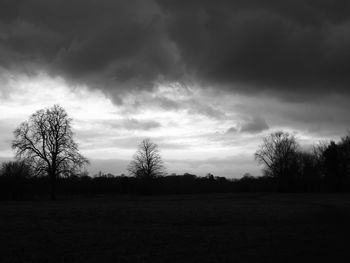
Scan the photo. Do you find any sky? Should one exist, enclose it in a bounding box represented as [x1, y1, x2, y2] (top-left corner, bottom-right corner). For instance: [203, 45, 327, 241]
[1, 0, 350, 178]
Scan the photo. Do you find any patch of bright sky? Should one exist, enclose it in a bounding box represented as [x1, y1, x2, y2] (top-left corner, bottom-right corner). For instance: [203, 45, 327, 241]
[0, 73, 233, 153]
[0, 72, 116, 156]
[0, 72, 116, 120]
[0, 72, 336, 176]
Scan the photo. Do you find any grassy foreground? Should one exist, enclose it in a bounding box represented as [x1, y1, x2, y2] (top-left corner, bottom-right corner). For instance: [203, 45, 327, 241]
[1, 193, 350, 262]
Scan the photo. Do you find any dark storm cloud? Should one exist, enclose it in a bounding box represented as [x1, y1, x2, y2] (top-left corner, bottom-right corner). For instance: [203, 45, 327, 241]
[157, 0, 350, 97]
[1, 0, 350, 98]
[0, 0, 183, 92]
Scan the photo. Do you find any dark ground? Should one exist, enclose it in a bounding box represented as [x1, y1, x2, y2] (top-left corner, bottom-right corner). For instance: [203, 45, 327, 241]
[1, 193, 350, 263]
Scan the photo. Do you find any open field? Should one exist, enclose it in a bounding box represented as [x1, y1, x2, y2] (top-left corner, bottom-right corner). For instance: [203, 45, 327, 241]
[1, 193, 350, 262]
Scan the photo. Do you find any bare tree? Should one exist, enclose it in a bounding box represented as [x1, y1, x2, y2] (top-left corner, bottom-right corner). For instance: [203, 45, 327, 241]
[255, 131, 299, 187]
[128, 138, 165, 179]
[12, 104, 89, 200]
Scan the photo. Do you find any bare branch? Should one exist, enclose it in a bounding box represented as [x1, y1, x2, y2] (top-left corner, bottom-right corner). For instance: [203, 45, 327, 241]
[128, 138, 166, 179]
[11, 104, 89, 200]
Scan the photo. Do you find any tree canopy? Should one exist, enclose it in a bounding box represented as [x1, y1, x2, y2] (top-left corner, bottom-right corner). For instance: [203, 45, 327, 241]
[255, 131, 299, 189]
[128, 138, 165, 180]
[12, 104, 88, 199]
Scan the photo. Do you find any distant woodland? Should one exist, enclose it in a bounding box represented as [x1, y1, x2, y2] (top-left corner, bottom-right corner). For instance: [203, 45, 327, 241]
[1, 105, 350, 200]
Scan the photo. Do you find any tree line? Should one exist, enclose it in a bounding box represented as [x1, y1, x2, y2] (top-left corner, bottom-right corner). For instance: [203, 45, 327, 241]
[1, 104, 350, 200]
[255, 131, 350, 192]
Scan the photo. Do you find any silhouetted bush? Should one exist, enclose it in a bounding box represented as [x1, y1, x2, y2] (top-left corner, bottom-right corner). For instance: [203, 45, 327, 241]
[0, 160, 32, 199]
[0, 169, 277, 200]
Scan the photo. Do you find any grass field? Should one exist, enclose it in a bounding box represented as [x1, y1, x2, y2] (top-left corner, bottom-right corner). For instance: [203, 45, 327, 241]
[1, 193, 350, 262]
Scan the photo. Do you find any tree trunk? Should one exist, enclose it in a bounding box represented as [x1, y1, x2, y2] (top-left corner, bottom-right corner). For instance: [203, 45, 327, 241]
[50, 171, 56, 201]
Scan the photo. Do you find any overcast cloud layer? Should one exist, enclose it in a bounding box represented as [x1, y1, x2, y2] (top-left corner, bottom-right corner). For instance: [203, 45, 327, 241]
[1, 0, 350, 100]
[1, 0, 350, 177]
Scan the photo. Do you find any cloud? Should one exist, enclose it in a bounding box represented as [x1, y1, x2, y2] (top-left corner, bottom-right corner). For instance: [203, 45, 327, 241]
[0, 0, 350, 101]
[226, 116, 269, 134]
[118, 85, 227, 119]
[240, 116, 269, 134]
[120, 118, 161, 131]
[0, 0, 183, 96]
[0, 119, 19, 156]
[1, 0, 350, 173]
[157, 0, 350, 98]
[227, 127, 238, 133]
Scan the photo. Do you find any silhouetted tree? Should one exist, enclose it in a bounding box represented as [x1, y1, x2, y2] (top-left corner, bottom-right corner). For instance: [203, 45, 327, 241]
[338, 133, 350, 185]
[296, 151, 322, 191]
[255, 131, 299, 191]
[1, 160, 32, 178]
[12, 104, 89, 200]
[321, 134, 350, 191]
[206, 173, 214, 180]
[128, 138, 166, 180]
[322, 141, 339, 190]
